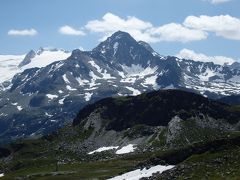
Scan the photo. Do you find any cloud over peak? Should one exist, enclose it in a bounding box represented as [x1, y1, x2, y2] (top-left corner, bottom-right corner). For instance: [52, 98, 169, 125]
[184, 15, 240, 40]
[8, 29, 38, 36]
[59, 25, 85, 36]
[177, 48, 235, 65]
[84, 13, 207, 43]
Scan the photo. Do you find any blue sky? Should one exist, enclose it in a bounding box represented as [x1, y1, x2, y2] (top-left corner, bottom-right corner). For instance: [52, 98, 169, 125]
[0, 0, 239, 64]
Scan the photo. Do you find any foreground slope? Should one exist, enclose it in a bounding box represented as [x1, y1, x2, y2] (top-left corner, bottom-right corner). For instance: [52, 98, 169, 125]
[0, 89, 240, 179]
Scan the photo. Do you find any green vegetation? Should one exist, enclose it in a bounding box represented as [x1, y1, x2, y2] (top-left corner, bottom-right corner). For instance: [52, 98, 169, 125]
[0, 133, 239, 179]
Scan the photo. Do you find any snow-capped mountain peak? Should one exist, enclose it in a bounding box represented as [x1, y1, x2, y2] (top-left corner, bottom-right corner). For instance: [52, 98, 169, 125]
[18, 47, 71, 70]
[0, 47, 71, 85]
[1, 31, 240, 144]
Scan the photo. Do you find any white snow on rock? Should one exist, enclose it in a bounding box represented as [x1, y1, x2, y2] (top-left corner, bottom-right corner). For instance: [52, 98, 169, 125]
[119, 64, 158, 87]
[89, 60, 102, 73]
[89, 71, 101, 88]
[22, 49, 70, 70]
[88, 146, 119, 155]
[198, 67, 216, 81]
[0, 173, 4, 177]
[108, 165, 174, 180]
[102, 69, 116, 79]
[143, 74, 159, 89]
[17, 106, 23, 111]
[45, 112, 53, 117]
[84, 92, 93, 101]
[122, 64, 158, 77]
[113, 42, 119, 56]
[126, 87, 141, 96]
[0, 49, 70, 85]
[76, 77, 89, 86]
[163, 84, 175, 90]
[46, 94, 58, 100]
[62, 74, 71, 84]
[66, 85, 77, 91]
[58, 98, 65, 105]
[88, 61, 115, 80]
[59, 94, 69, 104]
[116, 144, 136, 154]
[0, 54, 25, 83]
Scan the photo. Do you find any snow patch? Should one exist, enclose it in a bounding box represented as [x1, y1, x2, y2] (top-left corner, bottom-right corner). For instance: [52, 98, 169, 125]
[116, 144, 136, 154]
[113, 42, 119, 56]
[108, 165, 174, 180]
[46, 94, 58, 99]
[126, 87, 141, 96]
[22, 49, 70, 70]
[88, 146, 119, 155]
[89, 60, 102, 73]
[17, 106, 23, 111]
[62, 74, 71, 84]
[66, 85, 77, 91]
[84, 92, 93, 101]
[76, 77, 89, 86]
[45, 112, 53, 117]
[198, 67, 216, 81]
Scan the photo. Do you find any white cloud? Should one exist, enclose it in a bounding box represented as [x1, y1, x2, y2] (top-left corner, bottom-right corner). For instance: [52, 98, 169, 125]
[148, 23, 207, 42]
[8, 29, 38, 36]
[204, 0, 232, 5]
[177, 48, 235, 65]
[59, 25, 85, 36]
[84, 13, 207, 43]
[184, 15, 240, 40]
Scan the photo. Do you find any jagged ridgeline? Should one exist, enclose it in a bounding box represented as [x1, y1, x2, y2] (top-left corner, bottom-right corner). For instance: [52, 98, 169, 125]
[1, 31, 240, 145]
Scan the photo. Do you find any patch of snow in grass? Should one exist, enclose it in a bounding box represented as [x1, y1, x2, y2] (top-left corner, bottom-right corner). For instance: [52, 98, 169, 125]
[88, 146, 119, 155]
[108, 165, 174, 180]
[116, 144, 136, 154]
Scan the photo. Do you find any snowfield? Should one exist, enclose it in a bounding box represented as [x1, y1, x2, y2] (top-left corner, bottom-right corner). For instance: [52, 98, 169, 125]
[108, 165, 174, 180]
[87, 144, 137, 155]
[0, 54, 25, 83]
[0, 48, 70, 85]
[88, 146, 119, 154]
[116, 144, 136, 154]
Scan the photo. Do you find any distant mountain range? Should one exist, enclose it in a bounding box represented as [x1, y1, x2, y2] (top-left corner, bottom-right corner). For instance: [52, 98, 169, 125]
[0, 31, 240, 144]
[0, 47, 70, 86]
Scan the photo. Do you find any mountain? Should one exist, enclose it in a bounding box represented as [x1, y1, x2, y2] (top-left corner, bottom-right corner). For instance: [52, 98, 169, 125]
[229, 61, 240, 70]
[1, 31, 240, 144]
[0, 89, 239, 179]
[0, 54, 25, 86]
[218, 95, 240, 105]
[0, 48, 70, 88]
[71, 89, 240, 149]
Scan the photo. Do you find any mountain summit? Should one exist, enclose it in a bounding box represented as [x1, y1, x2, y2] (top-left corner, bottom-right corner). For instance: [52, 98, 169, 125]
[1, 31, 240, 144]
[92, 31, 158, 67]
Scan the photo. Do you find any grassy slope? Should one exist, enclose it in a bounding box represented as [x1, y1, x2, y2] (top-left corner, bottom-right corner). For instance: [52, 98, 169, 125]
[1, 133, 239, 179]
